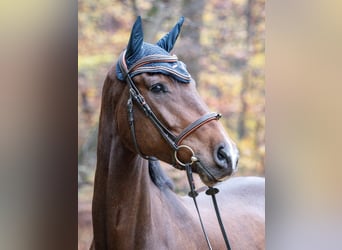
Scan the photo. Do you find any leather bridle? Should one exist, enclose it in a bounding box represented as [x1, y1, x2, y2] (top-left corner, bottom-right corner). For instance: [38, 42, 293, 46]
[118, 50, 232, 250]
[118, 50, 221, 161]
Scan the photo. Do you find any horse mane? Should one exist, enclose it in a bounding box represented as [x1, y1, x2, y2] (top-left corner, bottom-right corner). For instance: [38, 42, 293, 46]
[148, 159, 175, 191]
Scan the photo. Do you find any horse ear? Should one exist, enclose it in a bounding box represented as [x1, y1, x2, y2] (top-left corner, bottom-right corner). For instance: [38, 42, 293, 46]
[125, 16, 144, 62]
[156, 17, 185, 52]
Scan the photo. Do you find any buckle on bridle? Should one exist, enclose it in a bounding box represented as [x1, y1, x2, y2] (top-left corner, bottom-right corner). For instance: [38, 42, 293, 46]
[174, 145, 198, 167]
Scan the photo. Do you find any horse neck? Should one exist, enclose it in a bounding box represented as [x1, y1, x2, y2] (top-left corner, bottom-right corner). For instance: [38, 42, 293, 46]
[96, 74, 153, 203]
[106, 138, 152, 207]
[93, 75, 202, 249]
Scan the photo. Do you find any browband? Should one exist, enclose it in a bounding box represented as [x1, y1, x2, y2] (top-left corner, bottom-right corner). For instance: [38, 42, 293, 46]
[119, 50, 191, 83]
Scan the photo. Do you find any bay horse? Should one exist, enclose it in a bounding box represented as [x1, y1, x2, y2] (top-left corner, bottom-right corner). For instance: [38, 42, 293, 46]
[91, 16, 265, 250]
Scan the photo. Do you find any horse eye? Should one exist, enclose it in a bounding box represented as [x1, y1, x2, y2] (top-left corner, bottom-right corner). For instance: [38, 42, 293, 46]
[150, 83, 167, 93]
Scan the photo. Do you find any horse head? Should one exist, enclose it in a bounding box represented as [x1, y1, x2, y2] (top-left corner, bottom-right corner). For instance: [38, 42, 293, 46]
[113, 16, 239, 186]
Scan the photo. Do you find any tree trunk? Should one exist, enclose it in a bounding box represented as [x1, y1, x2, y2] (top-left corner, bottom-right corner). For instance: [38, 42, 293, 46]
[237, 0, 253, 139]
[177, 0, 205, 83]
[238, 71, 249, 139]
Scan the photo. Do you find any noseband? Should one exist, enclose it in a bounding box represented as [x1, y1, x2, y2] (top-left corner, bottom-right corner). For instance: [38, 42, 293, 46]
[118, 50, 231, 250]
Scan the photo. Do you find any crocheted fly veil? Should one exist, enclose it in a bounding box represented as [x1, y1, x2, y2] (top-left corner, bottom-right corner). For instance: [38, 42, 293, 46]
[116, 16, 191, 83]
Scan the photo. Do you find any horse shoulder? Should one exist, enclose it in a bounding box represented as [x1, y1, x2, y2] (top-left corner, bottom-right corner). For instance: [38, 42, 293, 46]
[219, 176, 265, 201]
[191, 177, 265, 249]
[219, 177, 265, 249]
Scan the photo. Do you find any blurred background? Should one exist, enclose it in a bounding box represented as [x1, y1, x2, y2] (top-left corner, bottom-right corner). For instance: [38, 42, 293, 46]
[78, 0, 264, 248]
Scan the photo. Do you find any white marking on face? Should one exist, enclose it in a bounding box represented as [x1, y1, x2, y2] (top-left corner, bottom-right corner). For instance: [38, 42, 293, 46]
[221, 125, 239, 172]
[228, 142, 239, 172]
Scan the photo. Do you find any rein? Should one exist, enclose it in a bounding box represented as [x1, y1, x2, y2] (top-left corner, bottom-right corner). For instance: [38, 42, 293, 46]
[118, 50, 231, 250]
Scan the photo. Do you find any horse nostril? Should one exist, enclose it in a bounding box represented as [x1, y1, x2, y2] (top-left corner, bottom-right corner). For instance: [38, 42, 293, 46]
[214, 144, 232, 169]
[217, 147, 226, 161]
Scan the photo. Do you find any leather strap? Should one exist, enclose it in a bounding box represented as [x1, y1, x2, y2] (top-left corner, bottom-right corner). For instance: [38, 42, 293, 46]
[184, 163, 213, 250]
[175, 112, 222, 146]
[206, 187, 231, 250]
[128, 54, 178, 73]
